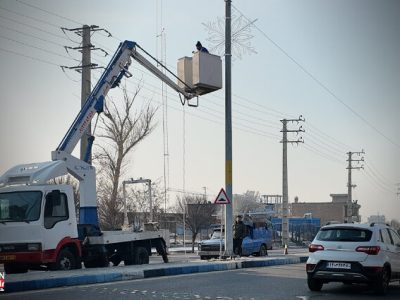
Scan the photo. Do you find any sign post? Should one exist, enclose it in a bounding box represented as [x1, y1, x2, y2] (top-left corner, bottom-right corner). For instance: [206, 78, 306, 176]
[214, 188, 231, 258]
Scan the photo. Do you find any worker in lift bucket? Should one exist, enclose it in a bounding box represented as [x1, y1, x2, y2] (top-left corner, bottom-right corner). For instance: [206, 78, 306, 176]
[195, 41, 209, 53]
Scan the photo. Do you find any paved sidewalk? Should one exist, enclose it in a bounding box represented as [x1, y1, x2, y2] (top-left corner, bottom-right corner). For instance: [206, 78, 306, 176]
[3, 253, 308, 293]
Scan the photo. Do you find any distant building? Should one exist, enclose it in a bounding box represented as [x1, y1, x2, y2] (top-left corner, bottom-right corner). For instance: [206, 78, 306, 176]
[367, 215, 386, 224]
[291, 194, 361, 226]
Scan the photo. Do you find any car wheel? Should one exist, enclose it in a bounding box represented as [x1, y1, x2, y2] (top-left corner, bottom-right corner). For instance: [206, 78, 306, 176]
[307, 277, 323, 291]
[374, 266, 390, 295]
[258, 244, 268, 256]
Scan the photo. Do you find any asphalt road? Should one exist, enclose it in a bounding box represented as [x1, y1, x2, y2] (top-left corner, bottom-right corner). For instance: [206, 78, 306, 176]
[3, 263, 400, 300]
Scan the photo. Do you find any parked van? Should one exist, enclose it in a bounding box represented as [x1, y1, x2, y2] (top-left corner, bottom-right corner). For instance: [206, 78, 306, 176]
[198, 219, 273, 259]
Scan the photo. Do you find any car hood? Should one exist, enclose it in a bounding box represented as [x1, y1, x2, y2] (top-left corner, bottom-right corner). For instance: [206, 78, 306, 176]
[200, 239, 224, 246]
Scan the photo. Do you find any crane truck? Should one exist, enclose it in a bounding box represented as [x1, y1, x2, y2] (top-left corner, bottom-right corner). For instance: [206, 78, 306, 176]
[0, 40, 222, 274]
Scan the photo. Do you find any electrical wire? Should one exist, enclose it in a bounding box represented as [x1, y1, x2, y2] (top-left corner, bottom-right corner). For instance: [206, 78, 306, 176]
[363, 168, 396, 195]
[232, 4, 400, 150]
[0, 46, 61, 66]
[0, 5, 61, 29]
[0, 14, 71, 41]
[15, 0, 82, 26]
[0, 23, 67, 48]
[0, 34, 79, 62]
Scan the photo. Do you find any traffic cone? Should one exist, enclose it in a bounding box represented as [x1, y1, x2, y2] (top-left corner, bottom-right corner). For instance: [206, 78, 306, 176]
[284, 244, 288, 255]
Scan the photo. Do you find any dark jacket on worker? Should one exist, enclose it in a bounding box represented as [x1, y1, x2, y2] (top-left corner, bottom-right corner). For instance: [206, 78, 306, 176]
[232, 220, 246, 239]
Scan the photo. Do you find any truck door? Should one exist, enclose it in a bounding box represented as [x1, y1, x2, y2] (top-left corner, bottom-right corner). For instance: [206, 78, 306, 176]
[43, 190, 75, 250]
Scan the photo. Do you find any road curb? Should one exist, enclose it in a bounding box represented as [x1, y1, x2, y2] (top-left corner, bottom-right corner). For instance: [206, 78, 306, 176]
[4, 256, 308, 293]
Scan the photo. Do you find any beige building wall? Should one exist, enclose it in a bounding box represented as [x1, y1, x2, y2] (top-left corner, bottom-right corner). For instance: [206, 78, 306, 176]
[291, 202, 346, 226]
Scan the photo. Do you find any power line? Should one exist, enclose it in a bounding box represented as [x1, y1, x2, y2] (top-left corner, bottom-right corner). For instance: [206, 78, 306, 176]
[363, 168, 396, 195]
[0, 23, 66, 48]
[0, 14, 73, 42]
[0, 34, 79, 61]
[302, 143, 343, 165]
[15, 0, 82, 26]
[0, 5, 61, 28]
[232, 4, 400, 150]
[0, 46, 61, 67]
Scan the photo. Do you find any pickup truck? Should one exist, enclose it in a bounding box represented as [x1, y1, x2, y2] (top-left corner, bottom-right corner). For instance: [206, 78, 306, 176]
[198, 221, 273, 259]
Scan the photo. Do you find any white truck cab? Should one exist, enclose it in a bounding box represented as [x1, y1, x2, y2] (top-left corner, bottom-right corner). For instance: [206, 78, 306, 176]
[0, 162, 81, 273]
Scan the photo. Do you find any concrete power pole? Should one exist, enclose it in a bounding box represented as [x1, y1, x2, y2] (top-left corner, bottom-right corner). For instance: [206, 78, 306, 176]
[61, 25, 110, 163]
[80, 25, 92, 163]
[280, 116, 305, 247]
[346, 150, 364, 222]
[224, 0, 233, 256]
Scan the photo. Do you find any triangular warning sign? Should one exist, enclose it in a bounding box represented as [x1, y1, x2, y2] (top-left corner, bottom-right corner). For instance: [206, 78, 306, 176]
[214, 188, 231, 204]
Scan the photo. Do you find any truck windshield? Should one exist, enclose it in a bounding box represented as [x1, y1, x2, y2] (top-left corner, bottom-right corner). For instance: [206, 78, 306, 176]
[0, 191, 42, 222]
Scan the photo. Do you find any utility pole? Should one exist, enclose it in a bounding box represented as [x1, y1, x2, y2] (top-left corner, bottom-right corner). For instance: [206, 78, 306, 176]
[203, 186, 207, 201]
[280, 116, 305, 247]
[61, 25, 110, 164]
[346, 150, 364, 222]
[122, 178, 153, 230]
[224, 0, 233, 256]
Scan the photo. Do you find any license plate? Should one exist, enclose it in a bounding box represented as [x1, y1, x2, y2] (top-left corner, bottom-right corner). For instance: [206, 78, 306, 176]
[0, 255, 16, 261]
[327, 262, 351, 269]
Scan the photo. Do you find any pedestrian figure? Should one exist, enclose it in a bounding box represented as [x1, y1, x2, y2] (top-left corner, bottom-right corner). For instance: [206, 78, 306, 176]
[232, 215, 246, 256]
[195, 41, 209, 53]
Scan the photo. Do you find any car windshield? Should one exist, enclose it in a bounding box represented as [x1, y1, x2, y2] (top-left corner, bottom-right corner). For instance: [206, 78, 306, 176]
[316, 227, 372, 242]
[211, 230, 224, 239]
[0, 191, 42, 222]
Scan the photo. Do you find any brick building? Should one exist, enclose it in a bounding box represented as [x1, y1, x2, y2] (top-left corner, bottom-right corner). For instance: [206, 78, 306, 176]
[291, 194, 361, 226]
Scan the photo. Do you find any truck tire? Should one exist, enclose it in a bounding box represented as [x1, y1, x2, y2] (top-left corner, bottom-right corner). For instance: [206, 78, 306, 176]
[134, 247, 149, 265]
[4, 263, 28, 274]
[52, 248, 76, 271]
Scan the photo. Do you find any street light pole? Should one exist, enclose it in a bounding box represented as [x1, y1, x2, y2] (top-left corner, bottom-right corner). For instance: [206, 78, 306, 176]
[224, 0, 233, 256]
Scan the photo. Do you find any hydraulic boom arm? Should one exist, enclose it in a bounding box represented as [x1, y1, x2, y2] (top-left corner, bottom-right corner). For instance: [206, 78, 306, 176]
[57, 40, 194, 155]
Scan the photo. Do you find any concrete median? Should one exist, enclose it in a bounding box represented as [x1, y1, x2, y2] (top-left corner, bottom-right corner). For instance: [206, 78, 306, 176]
[4, 255, 308, 293]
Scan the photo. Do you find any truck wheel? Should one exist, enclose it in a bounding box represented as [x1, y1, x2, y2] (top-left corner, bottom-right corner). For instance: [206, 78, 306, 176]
[53, 248, 76, 271]
[134, 247, 149, 265]
[257, 244, 268, 257]
[4, 263, 28, 274]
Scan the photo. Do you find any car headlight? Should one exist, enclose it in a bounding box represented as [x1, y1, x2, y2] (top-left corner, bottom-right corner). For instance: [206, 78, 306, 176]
[27, 243, 41, 251]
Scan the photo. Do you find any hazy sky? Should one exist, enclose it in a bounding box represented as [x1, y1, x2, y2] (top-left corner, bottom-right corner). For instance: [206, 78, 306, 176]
[0, 0, 399, 221]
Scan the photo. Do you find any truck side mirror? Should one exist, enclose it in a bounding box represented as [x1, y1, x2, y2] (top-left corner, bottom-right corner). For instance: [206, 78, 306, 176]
[46, 190, 61, 206]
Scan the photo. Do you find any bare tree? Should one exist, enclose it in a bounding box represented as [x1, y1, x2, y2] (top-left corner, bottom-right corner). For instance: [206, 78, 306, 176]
[95, 84, 157, 230]
[176, 195, 216, 253]
[233, 190, 264, 216]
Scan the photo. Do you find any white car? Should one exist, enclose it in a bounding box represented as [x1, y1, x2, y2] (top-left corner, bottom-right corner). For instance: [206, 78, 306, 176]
[306, 222, 400, 294]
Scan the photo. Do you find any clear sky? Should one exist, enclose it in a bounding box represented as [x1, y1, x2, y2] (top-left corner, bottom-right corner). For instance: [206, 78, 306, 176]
[0, 0, 399, 221]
